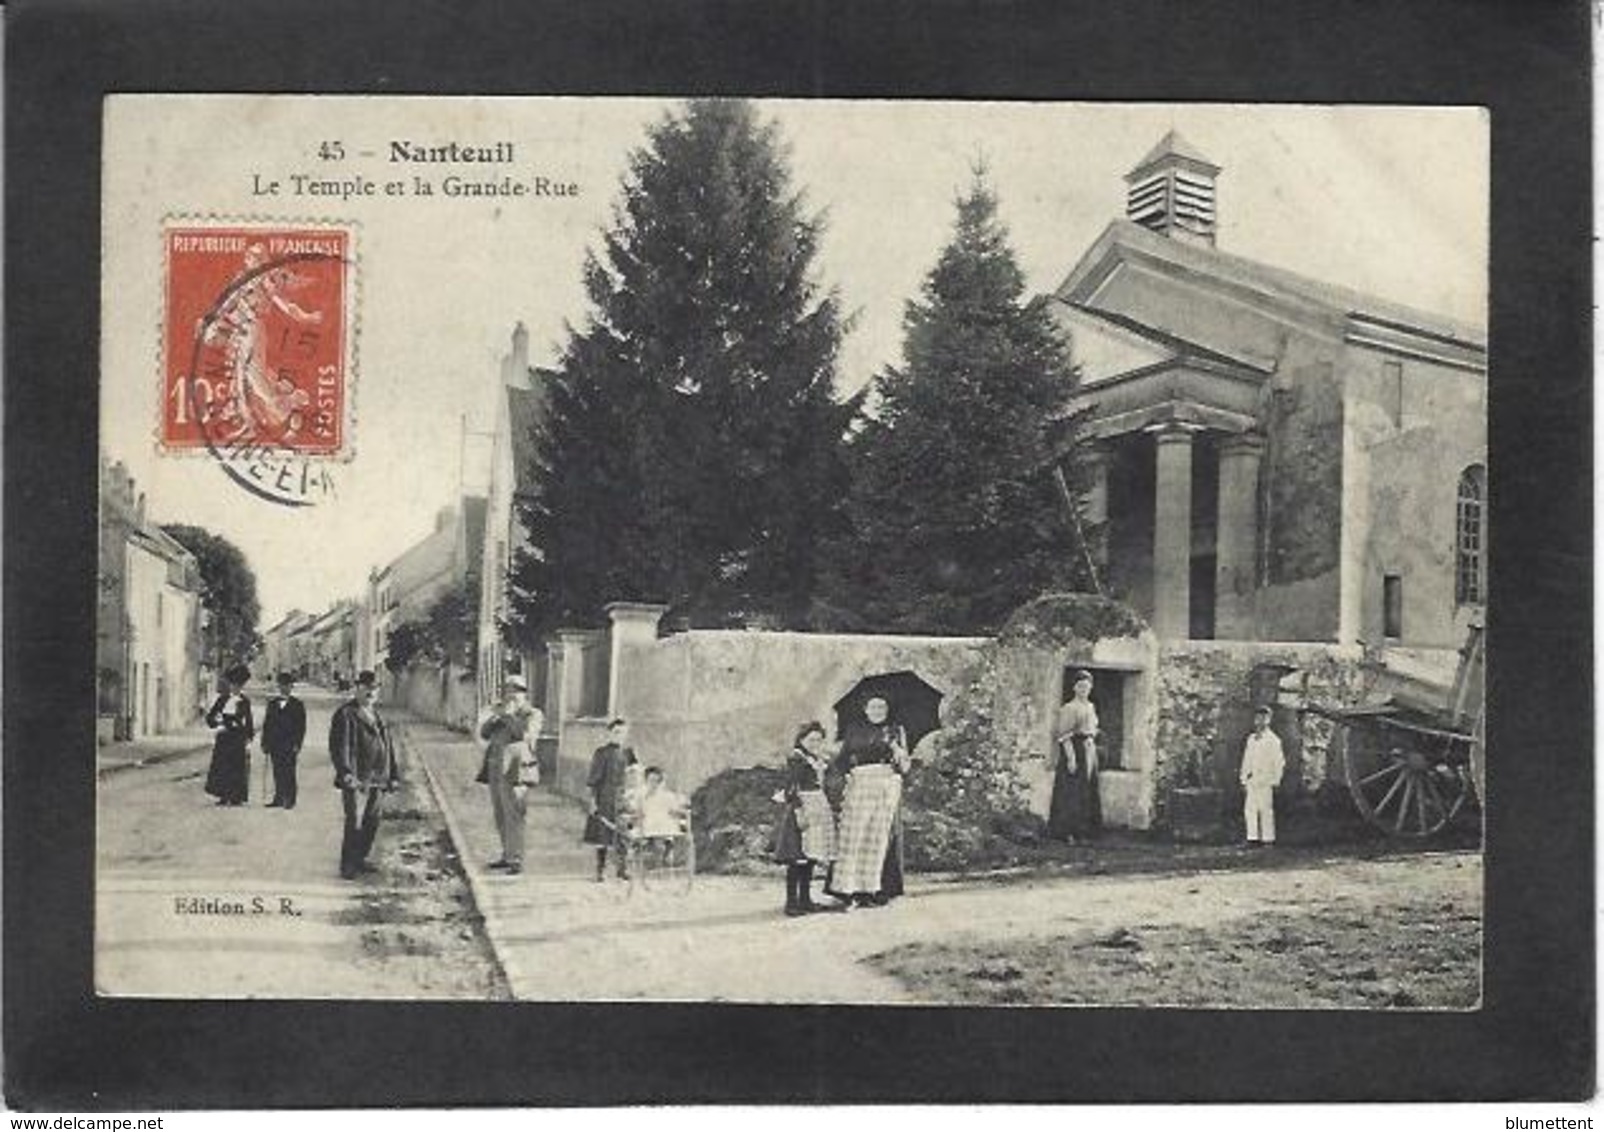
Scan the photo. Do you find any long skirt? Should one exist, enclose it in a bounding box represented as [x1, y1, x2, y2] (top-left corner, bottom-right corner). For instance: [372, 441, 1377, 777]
[1047, 734, 1100, 839]
[827, 764, 902, 896]
[775, 790, 838, 864]
[204, 736, 249, 804]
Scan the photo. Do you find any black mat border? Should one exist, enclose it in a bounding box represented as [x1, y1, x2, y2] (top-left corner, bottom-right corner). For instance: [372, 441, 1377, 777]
[5, 0, 1592, 1109]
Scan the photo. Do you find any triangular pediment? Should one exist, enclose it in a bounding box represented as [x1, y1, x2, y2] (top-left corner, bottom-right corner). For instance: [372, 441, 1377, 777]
[1048, 300, 1176, 385]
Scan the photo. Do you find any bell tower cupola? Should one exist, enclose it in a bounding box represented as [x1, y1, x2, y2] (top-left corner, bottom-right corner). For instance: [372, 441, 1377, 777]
[1124, 130, 1220, 247]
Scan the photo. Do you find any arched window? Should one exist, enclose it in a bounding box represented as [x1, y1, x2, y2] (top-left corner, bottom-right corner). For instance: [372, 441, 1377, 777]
[1455, 464, 1486, 606]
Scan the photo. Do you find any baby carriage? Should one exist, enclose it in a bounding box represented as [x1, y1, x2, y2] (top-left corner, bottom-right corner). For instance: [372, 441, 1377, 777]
[596, 802, 696, 895]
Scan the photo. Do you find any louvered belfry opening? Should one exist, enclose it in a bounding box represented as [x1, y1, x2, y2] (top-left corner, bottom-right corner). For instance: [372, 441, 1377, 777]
[1124, 129, 1220, 247]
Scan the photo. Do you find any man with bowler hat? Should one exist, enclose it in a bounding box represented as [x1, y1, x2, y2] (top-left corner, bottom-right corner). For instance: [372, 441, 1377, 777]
[328, 670, 398, 879]
[261, 671, 307, 809]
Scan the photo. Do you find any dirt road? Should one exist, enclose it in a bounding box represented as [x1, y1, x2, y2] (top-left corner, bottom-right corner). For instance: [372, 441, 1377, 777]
[408, 717, 1481, 1006]
[96, 687, 507, 1000]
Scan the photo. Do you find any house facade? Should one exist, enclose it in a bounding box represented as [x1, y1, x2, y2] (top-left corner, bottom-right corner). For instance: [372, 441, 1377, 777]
[259, 609, 313, 679]
[1054, 132, 1487, 649]
[365, 494, 487, 726]
[475, 322, 552, 708]
[98, 457, 206, 740]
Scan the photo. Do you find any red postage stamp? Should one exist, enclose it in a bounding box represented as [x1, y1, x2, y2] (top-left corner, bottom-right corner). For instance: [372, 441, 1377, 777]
[162, 225, 353, 459]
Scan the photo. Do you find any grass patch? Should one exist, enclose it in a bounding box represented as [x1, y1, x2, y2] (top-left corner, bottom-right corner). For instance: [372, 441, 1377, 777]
[868, 890, 1480, 1009]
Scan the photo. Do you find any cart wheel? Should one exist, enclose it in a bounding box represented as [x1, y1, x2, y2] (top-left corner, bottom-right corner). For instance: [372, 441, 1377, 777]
[1340, 720, 1471, 839]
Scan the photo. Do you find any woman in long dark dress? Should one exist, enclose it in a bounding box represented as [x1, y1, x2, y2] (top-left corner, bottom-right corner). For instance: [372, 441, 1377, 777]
[1048, 669, 1101, 840]
[204, 664, 255, 806]
[825, 696, 910, 909]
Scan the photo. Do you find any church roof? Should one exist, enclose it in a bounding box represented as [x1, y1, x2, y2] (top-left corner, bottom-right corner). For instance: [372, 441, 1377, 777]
[1060, 219, 1487, 352]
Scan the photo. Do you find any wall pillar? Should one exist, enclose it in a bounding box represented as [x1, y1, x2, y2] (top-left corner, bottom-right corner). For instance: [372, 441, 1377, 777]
[543, 638, 567, 730]
[605, 602, 670, 718]
[1215, 432, 1265, 640]
[555, 629, 592, 721]
[1151, 425, 1196, 639]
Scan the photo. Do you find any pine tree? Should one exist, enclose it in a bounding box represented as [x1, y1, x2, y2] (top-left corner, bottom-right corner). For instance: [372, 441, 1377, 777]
[833, 167, 1093, 634]
[507, 100, 855, 643]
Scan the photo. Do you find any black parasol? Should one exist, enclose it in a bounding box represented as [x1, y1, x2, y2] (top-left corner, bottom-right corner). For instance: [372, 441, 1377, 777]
[832, 669, 945, 750]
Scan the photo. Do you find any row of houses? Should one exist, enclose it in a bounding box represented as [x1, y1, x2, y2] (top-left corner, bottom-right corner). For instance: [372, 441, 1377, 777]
[257, 493, 488, 730]
[96, 458, 207, 742]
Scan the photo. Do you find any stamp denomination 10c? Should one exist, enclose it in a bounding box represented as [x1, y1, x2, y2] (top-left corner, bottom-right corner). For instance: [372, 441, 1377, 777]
[162, 224, 355, 505]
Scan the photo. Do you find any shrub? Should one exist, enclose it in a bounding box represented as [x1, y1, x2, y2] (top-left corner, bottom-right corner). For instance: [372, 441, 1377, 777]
[691, 765, 789, 875]
[997, 591, 1148, 649]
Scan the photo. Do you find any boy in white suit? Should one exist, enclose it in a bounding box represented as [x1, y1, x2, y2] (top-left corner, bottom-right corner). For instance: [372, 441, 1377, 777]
[1239, 704, 1286, 846]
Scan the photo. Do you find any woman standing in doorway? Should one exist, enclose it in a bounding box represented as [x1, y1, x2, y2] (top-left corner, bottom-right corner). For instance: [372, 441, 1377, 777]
[204, 663, 255, 807]
[1049, 670, 1101, 841]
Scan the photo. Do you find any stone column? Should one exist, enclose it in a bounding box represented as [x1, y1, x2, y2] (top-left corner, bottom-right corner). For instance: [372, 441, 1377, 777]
[1151, 425, 1195, 639]
[604, 602, 670, 719]
[1215, 432, 1265, 640]
[555, 629, 593, 720]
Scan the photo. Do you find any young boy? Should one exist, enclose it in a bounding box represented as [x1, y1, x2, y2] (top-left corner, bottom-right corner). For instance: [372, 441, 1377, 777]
[636, 766, 689, 870]
[584, 718, 638, 881]
[1239, 704, 1286, 847]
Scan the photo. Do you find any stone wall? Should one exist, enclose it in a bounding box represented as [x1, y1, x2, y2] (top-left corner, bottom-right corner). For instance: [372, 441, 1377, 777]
[546, 598, 1375, 841]
[1259, 346, 1347, 641]
[1343, 341, 1487, 649]
[389, 660, 478, 734]
[1150, 640, 1368, 829]
[555, 625, 987, 798]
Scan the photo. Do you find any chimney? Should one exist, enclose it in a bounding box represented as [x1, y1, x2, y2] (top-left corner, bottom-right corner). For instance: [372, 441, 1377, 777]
[512, 321, 529, 373]
[500, 320, 533, 389]
[1125, 130, 1220, 247]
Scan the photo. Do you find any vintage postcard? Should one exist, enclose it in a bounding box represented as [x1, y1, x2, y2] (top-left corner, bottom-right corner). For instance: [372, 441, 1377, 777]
[96, 96, 1487, 1006]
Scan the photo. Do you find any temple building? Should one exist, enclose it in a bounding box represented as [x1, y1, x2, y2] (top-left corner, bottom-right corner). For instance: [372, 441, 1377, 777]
[1051, 131, 1487, 648]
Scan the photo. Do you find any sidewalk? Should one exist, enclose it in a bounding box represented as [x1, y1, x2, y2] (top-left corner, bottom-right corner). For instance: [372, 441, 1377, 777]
[401, 717, 915, 1002]
[97, 719, 214, 776]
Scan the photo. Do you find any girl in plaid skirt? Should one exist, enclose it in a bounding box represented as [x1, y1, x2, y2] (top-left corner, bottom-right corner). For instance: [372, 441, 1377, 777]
[773, 722, 839, 916]
[825, 697, 910, 910]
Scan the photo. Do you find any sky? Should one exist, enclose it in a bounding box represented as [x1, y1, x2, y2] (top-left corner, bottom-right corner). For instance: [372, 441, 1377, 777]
[101, 97, 1487, 626]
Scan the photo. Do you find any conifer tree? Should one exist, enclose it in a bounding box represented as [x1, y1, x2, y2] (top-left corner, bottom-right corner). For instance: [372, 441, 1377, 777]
[507, 100, 855, 644]
[833, 167, 1093, 633]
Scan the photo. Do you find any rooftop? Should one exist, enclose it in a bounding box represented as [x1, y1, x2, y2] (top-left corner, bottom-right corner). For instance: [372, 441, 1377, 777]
[1062, 218, 1486, 351]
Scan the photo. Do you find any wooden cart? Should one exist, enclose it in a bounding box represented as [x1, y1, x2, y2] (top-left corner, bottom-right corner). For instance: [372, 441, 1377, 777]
[1304, 624, 1484, 839]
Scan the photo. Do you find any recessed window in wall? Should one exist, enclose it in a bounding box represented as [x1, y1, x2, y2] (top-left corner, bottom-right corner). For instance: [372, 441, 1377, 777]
[1455, 464, 1486, 606]
[1382, 359, 1404, 427]
[1383, 574, 1404, 639]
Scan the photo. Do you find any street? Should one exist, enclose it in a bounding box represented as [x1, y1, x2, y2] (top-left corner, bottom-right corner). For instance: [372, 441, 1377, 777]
[409, 719, 1482, 1006]
[94, 691, 1481, 1006]
[95, 686, 508, 1000]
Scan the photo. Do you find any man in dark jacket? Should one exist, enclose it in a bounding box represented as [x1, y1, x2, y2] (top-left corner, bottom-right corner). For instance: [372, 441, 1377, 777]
[261, 671, 307, 809]
[328, 670, 398, 880]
